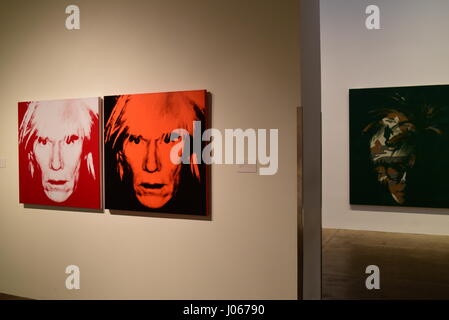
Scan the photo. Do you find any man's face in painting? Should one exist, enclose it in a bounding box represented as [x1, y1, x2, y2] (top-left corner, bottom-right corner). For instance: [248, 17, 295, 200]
[121, 95, 189, 209]
[32, 102, 85, 203]
[370, 111, 416, 204]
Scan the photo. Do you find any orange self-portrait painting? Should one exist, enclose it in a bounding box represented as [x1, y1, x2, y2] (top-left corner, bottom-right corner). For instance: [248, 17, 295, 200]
[104, 90, 209, 216]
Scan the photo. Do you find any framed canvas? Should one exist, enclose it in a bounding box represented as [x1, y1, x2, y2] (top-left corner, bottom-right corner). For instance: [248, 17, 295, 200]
[350, 84, 449, 208]
[18, 97, 102, 210]
[104, 90, 209, 216]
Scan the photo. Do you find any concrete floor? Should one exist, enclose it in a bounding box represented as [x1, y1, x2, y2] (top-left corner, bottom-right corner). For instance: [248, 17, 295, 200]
[322, 228, 449, 299]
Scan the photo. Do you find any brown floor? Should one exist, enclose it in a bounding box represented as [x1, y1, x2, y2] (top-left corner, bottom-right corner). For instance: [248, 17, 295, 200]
[322, 228, 449, 300]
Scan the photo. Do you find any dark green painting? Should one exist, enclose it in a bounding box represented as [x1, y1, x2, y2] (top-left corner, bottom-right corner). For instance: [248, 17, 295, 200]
[350, 85, 449, 208]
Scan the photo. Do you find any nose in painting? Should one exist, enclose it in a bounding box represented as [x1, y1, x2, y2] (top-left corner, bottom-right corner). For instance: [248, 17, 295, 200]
[50, 142, 63, 171]
[143, 140, 159, 173]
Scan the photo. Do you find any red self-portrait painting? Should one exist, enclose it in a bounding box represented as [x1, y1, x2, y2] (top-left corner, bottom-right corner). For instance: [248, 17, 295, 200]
[104, 90, 210, 216]
[18, 98, 102, 210]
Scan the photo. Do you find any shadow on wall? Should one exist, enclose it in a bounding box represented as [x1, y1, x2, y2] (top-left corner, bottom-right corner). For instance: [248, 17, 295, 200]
[23, 204, 212, 221]
[109, 209, 212, 221]
[351, 205, 449, 217]
[24, 204, 103, 214]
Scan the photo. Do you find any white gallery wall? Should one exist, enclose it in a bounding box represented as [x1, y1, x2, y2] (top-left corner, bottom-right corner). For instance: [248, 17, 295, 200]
[321, 0, 449, 235]
[0, 0, 299, 299]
